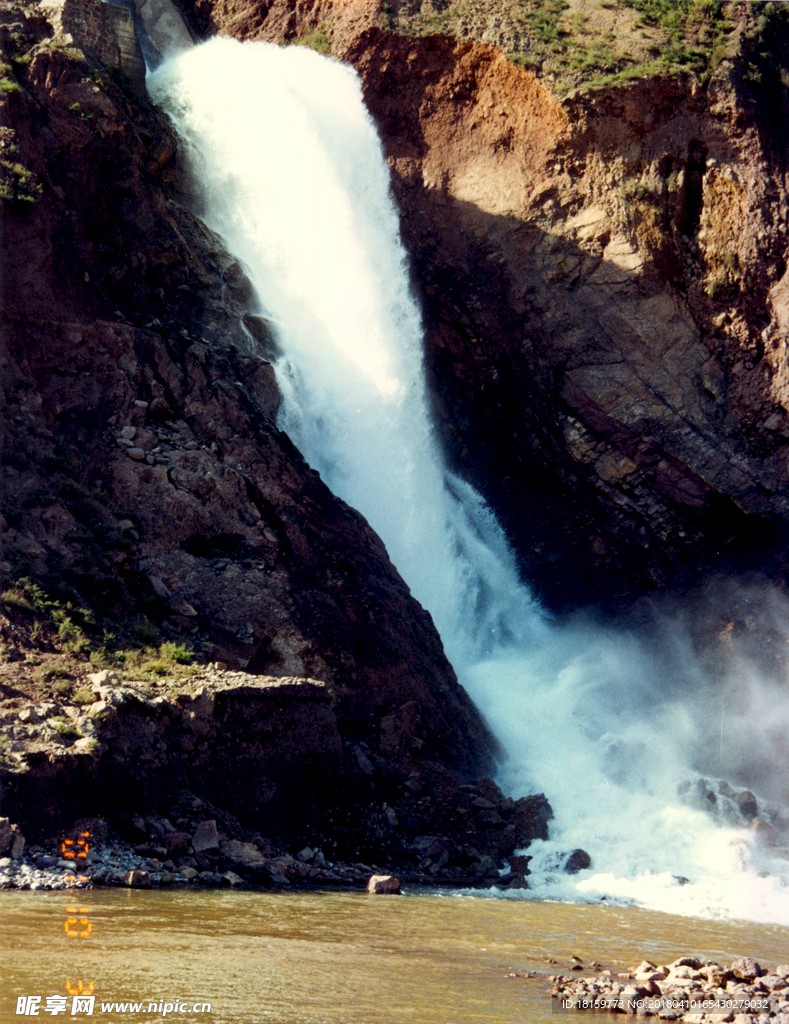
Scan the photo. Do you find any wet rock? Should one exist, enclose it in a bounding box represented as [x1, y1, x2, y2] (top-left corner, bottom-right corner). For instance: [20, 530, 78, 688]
[123, 869, 151, 888]
[497, 871, 528, 889]
[509, 795, 552, 845]
[737, 791, 759, 822]
[472, 854, 500, 880]
[507, 854, 532, 875]
[564, 849, 592, 874]
[749, 817, 778, 847]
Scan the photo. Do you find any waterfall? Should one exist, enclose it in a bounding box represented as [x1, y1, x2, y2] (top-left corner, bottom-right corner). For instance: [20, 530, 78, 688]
[149, 38, 789, 925]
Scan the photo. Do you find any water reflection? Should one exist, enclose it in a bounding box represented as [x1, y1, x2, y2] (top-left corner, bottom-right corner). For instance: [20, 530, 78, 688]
[3, 890, 787, 1023]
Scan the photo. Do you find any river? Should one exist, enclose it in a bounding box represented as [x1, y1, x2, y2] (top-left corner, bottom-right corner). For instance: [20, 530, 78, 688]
[4, 888, 788, 1023]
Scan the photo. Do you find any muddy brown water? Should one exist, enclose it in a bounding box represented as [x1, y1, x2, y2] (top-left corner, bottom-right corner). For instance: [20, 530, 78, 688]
[2, 889, 787, 1023]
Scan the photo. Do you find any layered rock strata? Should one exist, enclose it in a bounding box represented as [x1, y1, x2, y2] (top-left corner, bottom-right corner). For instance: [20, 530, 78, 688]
[0, 669, 550, 878]
[184, 0, 789, 608]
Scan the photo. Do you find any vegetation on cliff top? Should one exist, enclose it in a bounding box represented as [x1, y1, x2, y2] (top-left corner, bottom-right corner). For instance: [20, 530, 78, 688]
[379, 0, 784, 95]
[0, 576, 195, 701]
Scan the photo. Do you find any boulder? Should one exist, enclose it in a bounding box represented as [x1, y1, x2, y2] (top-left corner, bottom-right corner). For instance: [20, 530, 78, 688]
[220, 840, 265, 870]
[564, 849, 592, 874]
[162, 832, 191, 857]
[88, 670, 121, 688]
[366, 874, 401, 894]
[2, 822, 25, 860]
[731, 958, 763, 982]
[192, 820, 220, 854]
[134, 843, 167, 858]
[123, 869, 151, 888]
[497, 872, 528, 889]
[737, 791, 759, 822]
[508, 854, 532, 875]
[750, 817, 778, 847]
[0, 819, 12, 856]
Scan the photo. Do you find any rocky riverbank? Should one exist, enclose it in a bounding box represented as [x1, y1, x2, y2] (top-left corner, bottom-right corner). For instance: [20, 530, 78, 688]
[0, 803, 542, 893]
[551, 955, 789, 1022]
[0, 648, 555, 890]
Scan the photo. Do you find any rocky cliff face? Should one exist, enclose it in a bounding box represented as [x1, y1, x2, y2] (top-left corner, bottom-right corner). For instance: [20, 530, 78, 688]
[0, 0, 503, 858]
[4, 0, 789, 875]
[182, 0, 789, 609]
[1, 665, 549, 882]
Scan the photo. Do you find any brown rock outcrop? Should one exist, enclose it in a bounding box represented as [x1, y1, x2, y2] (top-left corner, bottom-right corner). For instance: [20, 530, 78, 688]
[182, 0, 789, 608]
[0, 0, 495, 828]
[349, 26, 789, 609]
[0, 669, 548, 873]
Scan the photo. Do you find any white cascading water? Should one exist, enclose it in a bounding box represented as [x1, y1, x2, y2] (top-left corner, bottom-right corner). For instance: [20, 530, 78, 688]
[149, 39, 789, 925]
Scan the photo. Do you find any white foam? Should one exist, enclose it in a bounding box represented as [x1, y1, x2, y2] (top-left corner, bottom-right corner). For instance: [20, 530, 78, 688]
[149, 39, 789, 925]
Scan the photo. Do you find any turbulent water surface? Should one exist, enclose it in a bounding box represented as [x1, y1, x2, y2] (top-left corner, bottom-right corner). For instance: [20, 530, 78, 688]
[4, 889, 789, 1024]
[149, 39, 789, 926]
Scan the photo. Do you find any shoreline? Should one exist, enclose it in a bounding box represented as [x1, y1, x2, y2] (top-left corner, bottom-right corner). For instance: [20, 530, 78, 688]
[0, 823, 515, 894]
[551, 957, 789, 1023]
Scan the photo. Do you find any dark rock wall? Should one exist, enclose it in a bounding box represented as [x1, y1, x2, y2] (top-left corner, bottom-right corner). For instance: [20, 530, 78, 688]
[1, 672, 547, 874]
[0, 0, 495, 801]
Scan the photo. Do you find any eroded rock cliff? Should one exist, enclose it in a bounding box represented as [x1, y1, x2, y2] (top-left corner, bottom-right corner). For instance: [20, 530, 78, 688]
[0, 0, 502, 858]
[183, 0, 789, 608]
[4, 0, 789, 877]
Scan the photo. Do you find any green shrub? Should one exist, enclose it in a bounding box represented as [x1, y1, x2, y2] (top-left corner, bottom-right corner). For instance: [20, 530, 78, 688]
[294, 29, 331, 55]
[622, 177, 653, 201]
[141, 660, 169, 677]
[0, 160, 42, 204]
[1, 587, 36, 613]
[72, 686, 96, 705]
[159, 641, 192, 665]
[41, 664, 74, 681]
[48, 717, 81, 738]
